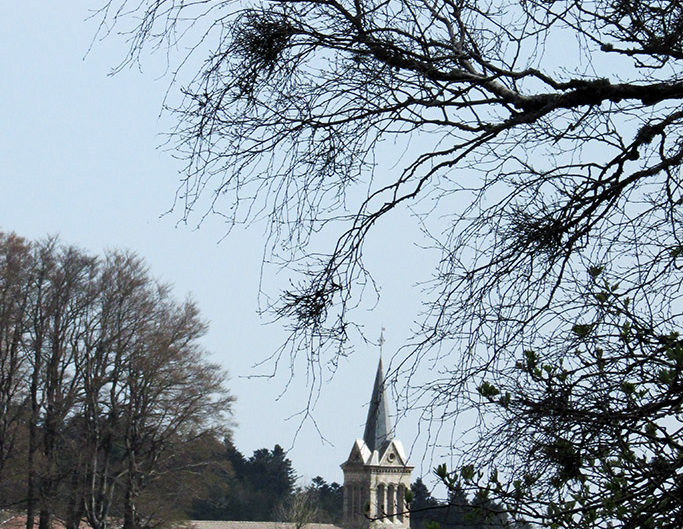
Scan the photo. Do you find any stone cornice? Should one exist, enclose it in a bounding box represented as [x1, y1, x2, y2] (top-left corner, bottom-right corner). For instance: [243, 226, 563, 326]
[342, 464, 414, 474]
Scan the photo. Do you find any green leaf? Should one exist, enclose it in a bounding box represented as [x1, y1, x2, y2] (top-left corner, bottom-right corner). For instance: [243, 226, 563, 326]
[594, 291, 609, 304]
[666, 345, 683, 363]
[477, 381, 500, 399]
[461, 464, 475, 482]
[620, 381, 636, 394]
[658, 369, 674, 385]
[572, 324, 593, 337]
[588, 265, 604, 278]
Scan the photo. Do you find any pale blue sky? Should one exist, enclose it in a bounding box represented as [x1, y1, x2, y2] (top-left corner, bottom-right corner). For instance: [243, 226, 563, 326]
[0, 2, 445, 485]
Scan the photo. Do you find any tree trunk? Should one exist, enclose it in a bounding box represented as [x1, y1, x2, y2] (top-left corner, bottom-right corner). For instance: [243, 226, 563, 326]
[38, 510, 51, 529]
[39, 412, 58, 529]
[25, 355, 40, 529]
[65, 466, 85, 529]
[123, 486, 137, 529]
[25, 460, 36, 529]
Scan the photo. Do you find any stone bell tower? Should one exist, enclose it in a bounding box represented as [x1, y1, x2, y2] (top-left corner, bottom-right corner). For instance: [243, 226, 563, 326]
[341, 358, 413, 529]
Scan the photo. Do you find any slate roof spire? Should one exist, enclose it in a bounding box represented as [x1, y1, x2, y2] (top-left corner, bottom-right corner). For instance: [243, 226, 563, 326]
[363, 357, 392, 453]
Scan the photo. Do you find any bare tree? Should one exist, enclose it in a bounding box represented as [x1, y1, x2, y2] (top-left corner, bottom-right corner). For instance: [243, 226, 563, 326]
[0, 233, 31, 488]
[275, 489, 320, 529]
[118, 289, 231, 529]
[78, 251, 154, 529]
[74, 251, 233, 529]
[0, 235, 233, 529]
[98, 1, 683, 527]
[24, 240, 98, 529]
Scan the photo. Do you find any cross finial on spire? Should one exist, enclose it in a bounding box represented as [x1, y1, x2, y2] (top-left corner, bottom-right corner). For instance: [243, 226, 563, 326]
[379, 325, 386, 356]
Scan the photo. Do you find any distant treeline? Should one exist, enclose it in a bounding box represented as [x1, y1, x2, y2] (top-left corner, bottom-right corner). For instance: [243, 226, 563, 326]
[185, 438, 342, 523]
[184, 438, 521, 529]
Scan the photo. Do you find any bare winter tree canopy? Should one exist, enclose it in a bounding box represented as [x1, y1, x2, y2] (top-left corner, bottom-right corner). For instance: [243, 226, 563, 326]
[0, 233, 232, 529]
[98, 1, 682, 528]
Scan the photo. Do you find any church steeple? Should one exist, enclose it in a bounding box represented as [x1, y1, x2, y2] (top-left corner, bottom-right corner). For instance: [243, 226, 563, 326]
[362, 358, 392, 453]
[341, 350, 413, 529]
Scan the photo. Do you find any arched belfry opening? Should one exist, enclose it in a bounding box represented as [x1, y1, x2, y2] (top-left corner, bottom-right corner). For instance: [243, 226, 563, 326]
[340, 358, 413, 529]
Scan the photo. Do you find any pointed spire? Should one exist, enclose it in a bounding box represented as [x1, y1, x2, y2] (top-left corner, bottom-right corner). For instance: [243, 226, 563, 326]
[363, 357, 392, 453]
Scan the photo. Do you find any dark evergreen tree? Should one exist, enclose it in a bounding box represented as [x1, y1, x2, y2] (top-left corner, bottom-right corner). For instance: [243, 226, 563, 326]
[244, 445, 297, 520]
[189, 442, 297, 522]
[409, 479, 515, 529]
[409, 479, 440, 529]
[305, 476, 343, 523]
